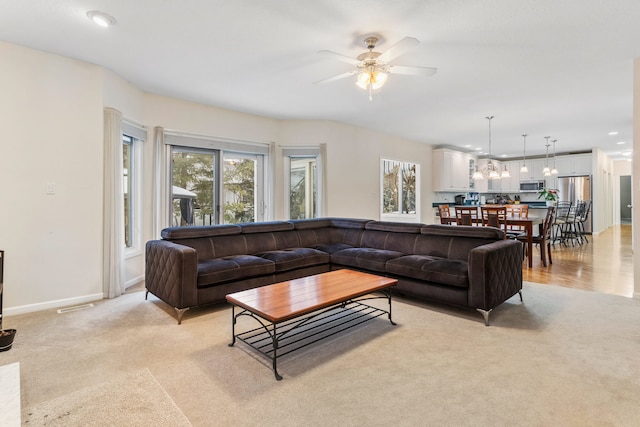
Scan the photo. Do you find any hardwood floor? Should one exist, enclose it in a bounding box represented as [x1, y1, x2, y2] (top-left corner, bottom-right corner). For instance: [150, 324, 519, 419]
[522, 224, 634, 297]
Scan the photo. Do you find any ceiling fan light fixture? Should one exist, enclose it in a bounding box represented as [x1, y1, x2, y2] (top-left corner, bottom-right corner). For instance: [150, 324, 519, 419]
[356, 69, 387, 90]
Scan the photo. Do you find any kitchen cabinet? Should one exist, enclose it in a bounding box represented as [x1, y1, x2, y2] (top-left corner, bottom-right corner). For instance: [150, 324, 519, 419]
[553, 153, 592, 175]
[501, 160, 521, 192]
[520, 158, 548, 182]
[432, 149, 477, 192]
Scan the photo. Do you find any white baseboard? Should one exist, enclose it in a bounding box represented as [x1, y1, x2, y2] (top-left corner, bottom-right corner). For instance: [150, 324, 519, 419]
[3, 293, 104, 317]
[125, 275, 144, 289]
[634, 291, 640, 300]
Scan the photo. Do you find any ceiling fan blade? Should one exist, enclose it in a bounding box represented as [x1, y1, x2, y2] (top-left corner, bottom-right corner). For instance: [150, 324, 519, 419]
[389, 65, 438, 76]
[317, 50, 360, 65]
[377, 36, 420, 63]
[313, 70, 357, 84]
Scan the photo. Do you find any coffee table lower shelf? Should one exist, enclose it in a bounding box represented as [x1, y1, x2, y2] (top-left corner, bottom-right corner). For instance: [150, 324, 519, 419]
[228, 292, 395, 380]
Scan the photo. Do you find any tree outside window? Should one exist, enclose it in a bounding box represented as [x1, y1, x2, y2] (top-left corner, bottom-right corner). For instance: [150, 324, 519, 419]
[381, 159, 420, 221]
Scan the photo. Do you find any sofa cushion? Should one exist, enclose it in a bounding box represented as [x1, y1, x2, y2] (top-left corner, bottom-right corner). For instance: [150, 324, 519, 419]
[386, 255, 469, 288]
[256, 248, 330, 272]
[311, 243, 353, 254]
[331, 247, 405, 272]
[197, 255, 275, 287]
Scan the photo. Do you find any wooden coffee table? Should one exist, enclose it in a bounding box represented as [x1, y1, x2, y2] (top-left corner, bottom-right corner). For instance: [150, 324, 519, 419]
[226, 269, 397, 380]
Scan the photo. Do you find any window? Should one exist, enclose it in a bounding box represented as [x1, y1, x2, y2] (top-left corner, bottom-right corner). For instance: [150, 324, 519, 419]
[123, 135, 134, 247]
[223, 153, 261, 224]
[122, 130, 143, 251]
[167, 134, 269, 226]
[289, 157, 317, 219]
[171, 147, 218, 226]
[283, 145, 324, 219]
[381, 159, 420, 222]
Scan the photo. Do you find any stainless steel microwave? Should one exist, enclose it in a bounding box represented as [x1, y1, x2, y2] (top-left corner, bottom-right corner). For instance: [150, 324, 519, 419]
[519, 180, 545, 192]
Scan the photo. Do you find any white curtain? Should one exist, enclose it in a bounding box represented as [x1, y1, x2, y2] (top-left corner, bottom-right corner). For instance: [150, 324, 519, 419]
[103, 108, 124, 299]
[152, 127, 170, 238]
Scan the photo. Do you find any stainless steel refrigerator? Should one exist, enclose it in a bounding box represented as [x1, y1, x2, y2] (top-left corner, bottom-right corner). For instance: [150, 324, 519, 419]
[556, 175, 592, 233]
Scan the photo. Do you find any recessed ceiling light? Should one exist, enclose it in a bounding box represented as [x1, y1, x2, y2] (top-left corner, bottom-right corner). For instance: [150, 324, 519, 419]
[622, 152, 632, 156]
[464, 145, 472, 148]
[87, 11, 117, 27]
[616, 141, 626, 145]
[475, 147, 482, 151]
[500, 154, 507, 158]
[608, 131, 619, 136]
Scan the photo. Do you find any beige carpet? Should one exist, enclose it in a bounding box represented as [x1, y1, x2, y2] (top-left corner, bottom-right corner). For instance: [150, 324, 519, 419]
[23, 368, 191, 426]
[1, 281, 640, 426]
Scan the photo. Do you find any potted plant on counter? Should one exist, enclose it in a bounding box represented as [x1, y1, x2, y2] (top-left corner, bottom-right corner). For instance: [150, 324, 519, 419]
[538, 188, 559, 206]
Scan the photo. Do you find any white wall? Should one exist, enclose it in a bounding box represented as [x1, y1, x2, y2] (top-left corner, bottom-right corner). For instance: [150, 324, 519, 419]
[277, 120, 433, 222]
[0, 42, 104, 313]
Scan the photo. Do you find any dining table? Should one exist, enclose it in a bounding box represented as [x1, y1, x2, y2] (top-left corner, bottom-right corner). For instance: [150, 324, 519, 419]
[440, 209, 543, 268]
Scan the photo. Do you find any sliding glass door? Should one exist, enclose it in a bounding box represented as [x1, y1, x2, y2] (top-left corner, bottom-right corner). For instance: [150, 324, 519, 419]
[170, 147, 266, 226]
[171, 147, 218, 226]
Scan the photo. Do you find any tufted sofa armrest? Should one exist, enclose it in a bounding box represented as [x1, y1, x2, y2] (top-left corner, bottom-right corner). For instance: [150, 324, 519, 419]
[467, 239, 523, 311]
[145, 240, 198, 309]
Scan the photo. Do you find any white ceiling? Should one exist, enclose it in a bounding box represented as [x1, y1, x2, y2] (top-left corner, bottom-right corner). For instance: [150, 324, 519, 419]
[2, 0, 639, 159]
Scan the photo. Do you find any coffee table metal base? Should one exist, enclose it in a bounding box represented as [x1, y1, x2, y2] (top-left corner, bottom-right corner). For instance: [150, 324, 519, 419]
[228, 290, 395, 380]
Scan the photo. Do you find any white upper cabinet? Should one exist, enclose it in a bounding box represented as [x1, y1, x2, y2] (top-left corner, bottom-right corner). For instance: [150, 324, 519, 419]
[432, 149, 476, 192]
[520, 158, 547, 181]
[501, 160, 521, 192]
[551, 153, 592, 176]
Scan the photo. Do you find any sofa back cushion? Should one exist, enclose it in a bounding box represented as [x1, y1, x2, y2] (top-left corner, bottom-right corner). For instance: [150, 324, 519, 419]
[359, 221, 422, 253]
[292, 217, 368, 248]
[416, 225, 502, 261]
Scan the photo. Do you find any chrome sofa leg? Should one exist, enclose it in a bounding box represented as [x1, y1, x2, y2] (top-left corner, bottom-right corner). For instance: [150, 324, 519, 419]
[174, 307, 190, 325]
[476, 308, 492, 326]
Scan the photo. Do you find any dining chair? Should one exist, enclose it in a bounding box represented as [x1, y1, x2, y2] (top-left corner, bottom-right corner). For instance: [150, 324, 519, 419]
[480, 205, 508, 236]
[505, 204, 528, 233]
[438, 204, 452, 224]
[518, 206, 555, 267]
[454, 206, 479, 226]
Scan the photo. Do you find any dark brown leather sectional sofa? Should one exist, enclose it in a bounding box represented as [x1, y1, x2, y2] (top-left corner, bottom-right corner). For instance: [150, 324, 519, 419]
[145, 218, 523, 325]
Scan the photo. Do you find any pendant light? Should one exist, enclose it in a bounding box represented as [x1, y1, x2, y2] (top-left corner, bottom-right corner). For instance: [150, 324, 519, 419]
[486, 116, 500, 179]
[542, 136, 551, 176]
[551, 139, 558, 175]
[520, 134, 528, 173]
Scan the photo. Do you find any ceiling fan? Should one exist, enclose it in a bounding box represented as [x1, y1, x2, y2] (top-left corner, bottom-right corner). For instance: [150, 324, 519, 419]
[315, 35, 437, 100]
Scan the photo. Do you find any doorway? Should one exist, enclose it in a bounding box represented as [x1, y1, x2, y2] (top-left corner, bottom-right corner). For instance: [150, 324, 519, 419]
[620, 175, 632, 224]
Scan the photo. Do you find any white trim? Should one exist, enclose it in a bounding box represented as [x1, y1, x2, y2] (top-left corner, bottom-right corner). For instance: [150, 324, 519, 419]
[125, 275, 145, 289]
[122, 120, 147, 141]
[124, 248, 142, 259]
[164, 131, 269, 155]
[4, 293, 104, 316]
